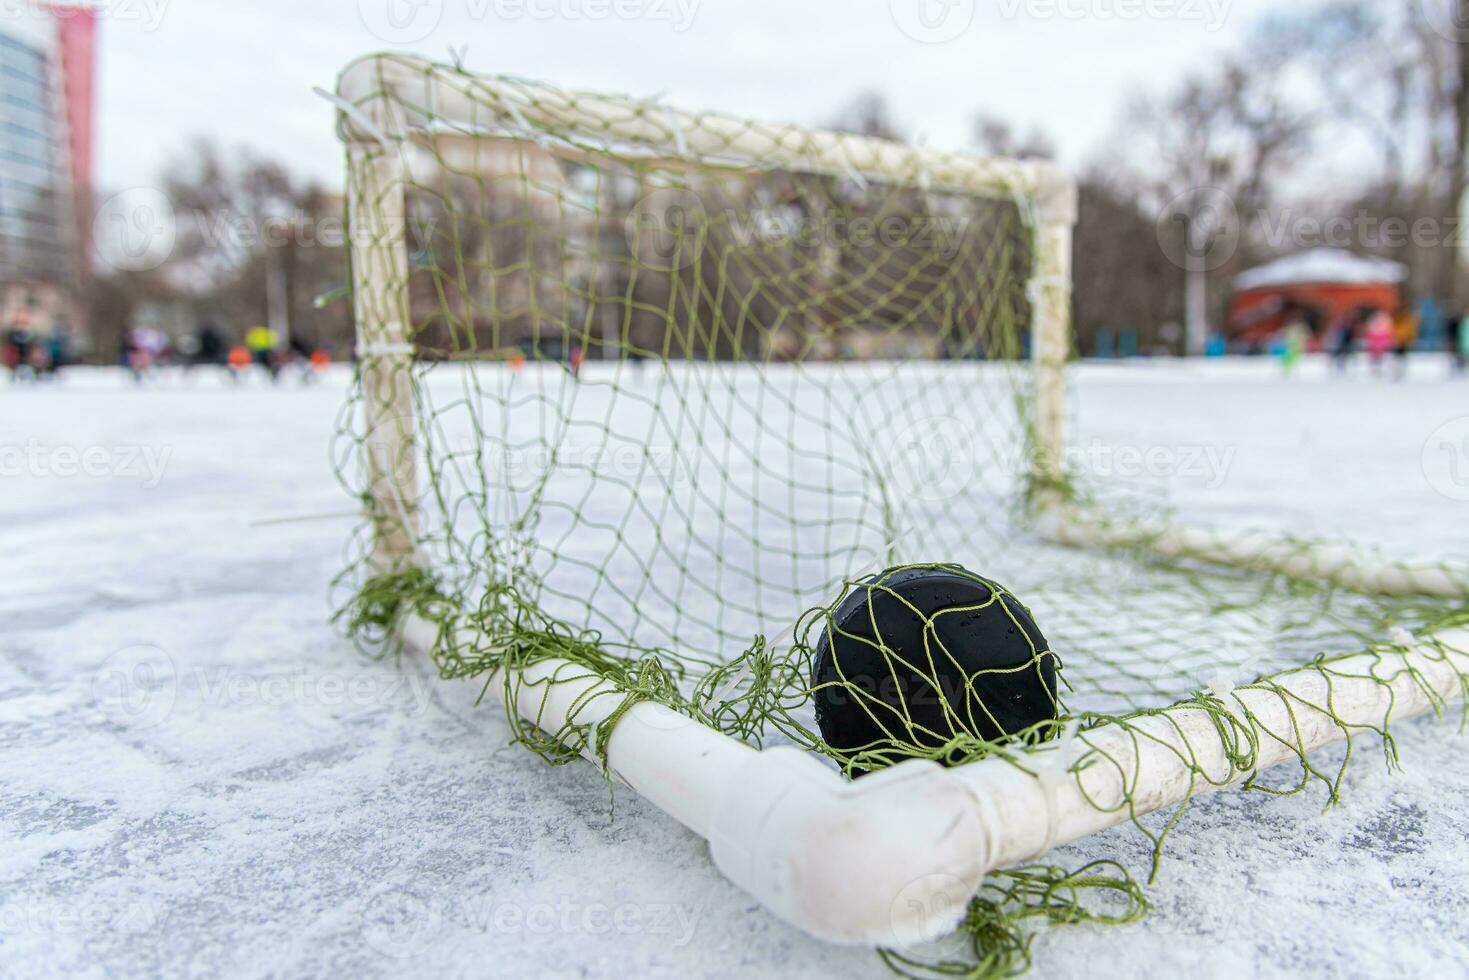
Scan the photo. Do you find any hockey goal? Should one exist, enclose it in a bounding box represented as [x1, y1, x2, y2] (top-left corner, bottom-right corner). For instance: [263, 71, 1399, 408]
[329, 53, 1469, 975]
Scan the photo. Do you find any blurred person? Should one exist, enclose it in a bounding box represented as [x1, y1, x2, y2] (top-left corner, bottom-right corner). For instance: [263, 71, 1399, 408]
[4, 325, 35, 382]
[569, 344, 584, 378]
[288, 334, 321, 385]
[1328, 309, 1359, 374]
[226, 344, 253, 382]
[175, 332, 200, 364]
[3, 326, 28, 381]
[1392, 302, 1418, 380]
[1457, 313, 1469, 375]
[36, 330, 68, 380]
[126, 326, 166, 384]
[1364, 308, 1394, 375]
[308, 345, 332, 376]
[1279, 317, 1308, 376]
[26, 340, 51, 378]
[244, 325, 281, 382]
[124, 327, 147, 383]
[190, 321, 226, 371]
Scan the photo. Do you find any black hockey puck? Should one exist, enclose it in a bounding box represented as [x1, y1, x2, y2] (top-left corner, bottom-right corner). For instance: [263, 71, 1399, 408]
[812, 564, 1057, 766]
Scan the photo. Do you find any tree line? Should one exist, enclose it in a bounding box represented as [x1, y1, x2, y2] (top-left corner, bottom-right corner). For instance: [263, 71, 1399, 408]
[88, 1, 1469, 360]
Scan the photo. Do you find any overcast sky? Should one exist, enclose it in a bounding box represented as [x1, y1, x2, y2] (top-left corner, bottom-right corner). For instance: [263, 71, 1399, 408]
[95, 0, 1282, 192]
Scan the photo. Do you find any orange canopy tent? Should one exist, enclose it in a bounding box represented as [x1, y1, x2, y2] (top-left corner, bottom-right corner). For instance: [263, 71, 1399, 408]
[1228, 249, 1407, 346]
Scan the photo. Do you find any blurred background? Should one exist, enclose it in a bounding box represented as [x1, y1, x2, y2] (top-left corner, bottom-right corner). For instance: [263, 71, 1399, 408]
[3, 0, 1469, 376]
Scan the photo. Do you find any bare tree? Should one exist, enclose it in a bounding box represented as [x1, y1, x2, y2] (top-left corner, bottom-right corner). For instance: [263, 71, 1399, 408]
[829, 92, 905, 141]
[1119, 55, 1315, 352]
[972, 114, 1056, 161]
[153, 140, 350, 349]
[1264, 0, 1469, 305]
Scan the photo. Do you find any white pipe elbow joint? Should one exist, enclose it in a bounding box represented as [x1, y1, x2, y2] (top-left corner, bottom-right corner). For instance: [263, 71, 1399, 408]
[708, 747, 992, 947]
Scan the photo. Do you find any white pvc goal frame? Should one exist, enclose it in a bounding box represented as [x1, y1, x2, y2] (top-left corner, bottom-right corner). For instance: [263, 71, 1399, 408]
[333, 54, 1469, 948]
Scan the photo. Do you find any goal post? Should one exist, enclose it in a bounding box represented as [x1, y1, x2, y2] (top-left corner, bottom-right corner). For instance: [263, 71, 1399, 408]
[331, 53, 1469, 968]
[388, 604, 1469, 946]
[345, 141, 418, 573]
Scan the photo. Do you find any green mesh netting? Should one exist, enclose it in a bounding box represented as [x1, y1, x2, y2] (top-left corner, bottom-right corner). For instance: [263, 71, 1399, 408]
[330, 55, 1469, 979]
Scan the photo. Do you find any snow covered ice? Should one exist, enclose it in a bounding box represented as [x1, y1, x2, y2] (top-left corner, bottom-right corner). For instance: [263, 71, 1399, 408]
[3, 358, 1468, 978]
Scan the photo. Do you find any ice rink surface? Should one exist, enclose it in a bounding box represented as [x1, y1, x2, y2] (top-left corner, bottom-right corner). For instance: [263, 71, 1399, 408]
[3, 357, 1468, 979]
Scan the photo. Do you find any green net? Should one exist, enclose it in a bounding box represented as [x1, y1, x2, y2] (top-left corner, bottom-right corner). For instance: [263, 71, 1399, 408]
[330, 55, 1469, 978]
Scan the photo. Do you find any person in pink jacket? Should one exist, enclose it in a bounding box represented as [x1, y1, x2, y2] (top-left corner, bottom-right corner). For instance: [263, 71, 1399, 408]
[1364, 309, 1394, 374]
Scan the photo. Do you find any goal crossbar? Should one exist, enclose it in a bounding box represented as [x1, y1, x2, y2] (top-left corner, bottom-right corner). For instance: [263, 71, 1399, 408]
[336, 54, 1072, 208]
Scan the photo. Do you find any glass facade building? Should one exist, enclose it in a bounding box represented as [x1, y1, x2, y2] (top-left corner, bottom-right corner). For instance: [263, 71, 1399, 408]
[0, 29, 73, 286]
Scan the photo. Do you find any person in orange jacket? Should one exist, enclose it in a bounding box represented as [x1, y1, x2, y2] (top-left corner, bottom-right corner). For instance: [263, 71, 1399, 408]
[1391, 303, 1418, 380]
[227, 344, 252, 382]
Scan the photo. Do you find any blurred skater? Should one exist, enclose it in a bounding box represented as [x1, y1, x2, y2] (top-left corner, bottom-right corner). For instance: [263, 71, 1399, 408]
[1364, 308, 1394, 376]
[2, 325, 32, 382]
[40, 330, 68, 380]
[188, 321, 226, 373]
[226, 344, 252, 382]
[133, 326, 168, 383]
[309, 346, 332, 378]
[1391, 302, 1418, 380]
[244, 325, 281, 383]
[1328, 309, 1358, 374]
[1457, 314, 1469, 376]
[1279, 309, 1308, 377]
[1456, 314, 1469, 375]
[288, 334, 327, 384]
